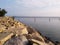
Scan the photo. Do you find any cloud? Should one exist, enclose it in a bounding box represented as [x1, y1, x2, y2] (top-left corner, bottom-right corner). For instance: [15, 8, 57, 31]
[15, 0, 49, 8]
[15, 0, 60, 7]
[4, 0, 60, 16]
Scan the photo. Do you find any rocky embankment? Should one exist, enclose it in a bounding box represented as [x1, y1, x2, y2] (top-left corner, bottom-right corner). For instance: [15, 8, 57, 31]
[0, 16, 59, 45]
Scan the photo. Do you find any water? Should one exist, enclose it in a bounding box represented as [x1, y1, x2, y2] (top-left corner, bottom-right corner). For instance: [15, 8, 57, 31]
[15, 17, 60, 42]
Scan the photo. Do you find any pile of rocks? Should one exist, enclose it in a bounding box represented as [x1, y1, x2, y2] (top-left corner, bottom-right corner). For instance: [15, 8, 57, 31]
[0, 16, 59, 45]
[4, 27, 56, 45]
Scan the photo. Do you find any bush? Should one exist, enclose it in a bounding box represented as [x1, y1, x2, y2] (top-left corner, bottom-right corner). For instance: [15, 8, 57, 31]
[0, 8, 7, 17]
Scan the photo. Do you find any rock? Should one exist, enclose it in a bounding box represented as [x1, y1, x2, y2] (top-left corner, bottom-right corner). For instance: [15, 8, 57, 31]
[0, 32, 14, 45]
[30, 39, 45, 45]
[4, 35, 28, 45]
[33, 43, 38, 45]
[55, 41, 60, 45]
[30, 39, 55, 45]
[21, 28, 28, 35]
[19, 35, 28, 45]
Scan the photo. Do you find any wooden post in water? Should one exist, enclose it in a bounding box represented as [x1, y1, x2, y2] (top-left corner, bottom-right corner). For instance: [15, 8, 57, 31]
[49, 18, 50, 22]
[34, 17, 36, 23]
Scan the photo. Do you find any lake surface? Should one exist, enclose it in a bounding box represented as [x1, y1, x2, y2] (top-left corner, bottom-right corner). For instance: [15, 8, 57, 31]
[15, 17, 60, 42]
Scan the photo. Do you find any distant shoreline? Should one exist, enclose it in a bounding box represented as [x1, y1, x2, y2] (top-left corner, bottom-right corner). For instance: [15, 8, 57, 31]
[13, 16, 60, 18]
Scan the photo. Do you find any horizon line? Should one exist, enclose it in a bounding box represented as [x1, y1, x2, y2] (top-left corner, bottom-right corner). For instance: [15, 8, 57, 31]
[13, 16, 60, 18]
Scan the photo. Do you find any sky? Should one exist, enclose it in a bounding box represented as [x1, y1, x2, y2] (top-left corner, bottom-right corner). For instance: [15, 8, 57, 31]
[0, 0, 60, 16]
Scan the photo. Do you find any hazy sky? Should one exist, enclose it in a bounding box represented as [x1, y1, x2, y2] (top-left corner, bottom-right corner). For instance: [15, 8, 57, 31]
[0, 0, 60, 16]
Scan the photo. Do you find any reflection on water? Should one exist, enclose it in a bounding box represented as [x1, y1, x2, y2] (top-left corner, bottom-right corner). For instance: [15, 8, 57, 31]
[15, 17, 60, 42]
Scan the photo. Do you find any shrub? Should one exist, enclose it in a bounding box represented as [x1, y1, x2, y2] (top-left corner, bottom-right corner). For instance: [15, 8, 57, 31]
[0, 8, 7, 17]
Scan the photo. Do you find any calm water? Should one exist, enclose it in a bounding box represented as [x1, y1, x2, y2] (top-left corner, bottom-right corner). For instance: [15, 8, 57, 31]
[15, 17, 60, 42]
